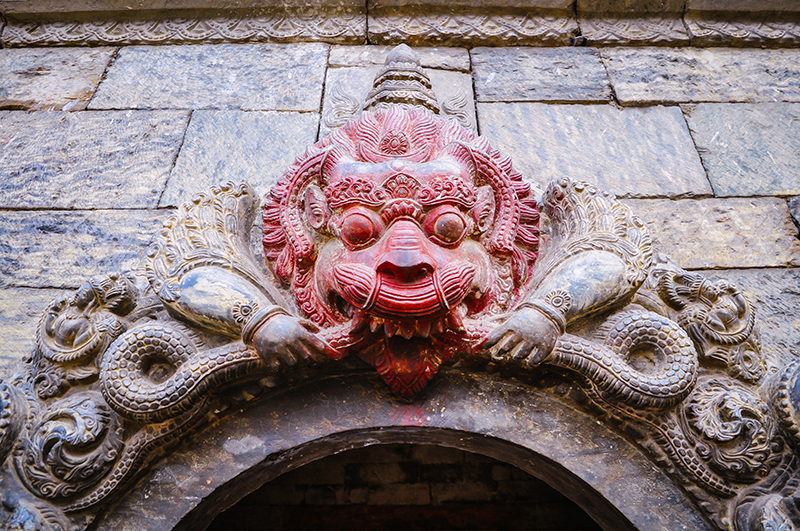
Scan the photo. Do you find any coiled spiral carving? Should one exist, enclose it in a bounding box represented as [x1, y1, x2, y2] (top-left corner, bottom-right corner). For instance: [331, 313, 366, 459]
[100, 324, 263, 423]
[547, 310, 698, 409]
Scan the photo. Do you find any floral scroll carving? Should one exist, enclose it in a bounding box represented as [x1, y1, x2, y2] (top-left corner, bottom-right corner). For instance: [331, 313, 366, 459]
[0, 44, 798, 531]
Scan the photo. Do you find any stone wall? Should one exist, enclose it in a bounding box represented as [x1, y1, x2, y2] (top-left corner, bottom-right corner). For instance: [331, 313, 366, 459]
[1, 43, 798, 377]
[207, 444, 602, 531]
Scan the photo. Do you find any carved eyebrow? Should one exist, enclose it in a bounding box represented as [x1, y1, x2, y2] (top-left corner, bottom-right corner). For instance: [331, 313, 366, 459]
[325, 176, 388, 209]
[416, 175, 478, 209]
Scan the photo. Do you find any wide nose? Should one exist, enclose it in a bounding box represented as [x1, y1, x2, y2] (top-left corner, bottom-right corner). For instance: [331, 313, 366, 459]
[375, 220, 436, 283]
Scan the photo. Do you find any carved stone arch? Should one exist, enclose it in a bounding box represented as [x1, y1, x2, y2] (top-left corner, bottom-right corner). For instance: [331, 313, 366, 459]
[91, 371, 712, 531]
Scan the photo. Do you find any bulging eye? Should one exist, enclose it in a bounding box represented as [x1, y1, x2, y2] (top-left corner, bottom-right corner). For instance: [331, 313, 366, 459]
[341, 212, 378, 247]
[426, 207, 468, 246]
[434, 213, 466, 243]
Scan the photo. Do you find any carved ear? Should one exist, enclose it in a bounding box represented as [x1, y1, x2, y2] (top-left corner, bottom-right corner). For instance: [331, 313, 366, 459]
[471, 185, 495, 233]
[304, 185, 330, 231]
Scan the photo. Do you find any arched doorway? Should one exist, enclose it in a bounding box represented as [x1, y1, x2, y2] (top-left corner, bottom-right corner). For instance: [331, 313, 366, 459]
[90, 370, 711, 531]
[206, 443, 604, 531]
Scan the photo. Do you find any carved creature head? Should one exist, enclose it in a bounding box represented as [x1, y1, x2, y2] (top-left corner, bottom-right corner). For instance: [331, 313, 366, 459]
[262, 52, 539, 398]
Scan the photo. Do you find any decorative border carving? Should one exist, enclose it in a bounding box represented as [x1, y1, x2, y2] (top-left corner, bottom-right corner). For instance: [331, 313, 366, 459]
[579, 16, 690, 46]
[0, 12, 365, 47]
[367, 11, 580, 46]
[685, 13, 800, 47]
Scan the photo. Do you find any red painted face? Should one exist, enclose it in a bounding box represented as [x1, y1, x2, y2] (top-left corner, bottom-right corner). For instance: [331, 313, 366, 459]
[262, 107, 540, 397]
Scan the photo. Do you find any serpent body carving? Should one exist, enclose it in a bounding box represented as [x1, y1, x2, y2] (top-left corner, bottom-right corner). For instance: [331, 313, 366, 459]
[546, 310, 698, 409]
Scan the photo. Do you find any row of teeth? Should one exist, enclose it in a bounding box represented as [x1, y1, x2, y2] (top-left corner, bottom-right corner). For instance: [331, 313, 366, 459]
[351, 307, 466, 339]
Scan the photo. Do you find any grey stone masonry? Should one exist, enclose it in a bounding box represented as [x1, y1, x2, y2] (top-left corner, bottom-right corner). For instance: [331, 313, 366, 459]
[320, 65, 475, 138]
[0, 288, 70, 374]
[0, 111, 190, 209]
[89, 44, 329, 111]
[624, 197, 800, 269]
[602, 48, 800, 105]
[683, 103, 800, 197]
[0, 210, 165, 289]
[161, 111, 320, 207]
[0, 47, 115, 112]
[477, 102, 711, 198]
[329, 45, 470, 71]
[471, 47, 612, 103]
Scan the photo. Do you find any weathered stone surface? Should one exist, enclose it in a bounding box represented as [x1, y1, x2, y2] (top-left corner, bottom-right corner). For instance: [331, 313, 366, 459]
[0, 210, 165, 289]
[577, 0, 684, 12]
[0, 288, 69, 374]
[160, 111, 319, 207]
[319, 66, 476, 137]
[578, 16, 690, 45]
[624, 197, 800, 269]
[683, 103, 800, 197]
[789, 197, 800, 232]
[0, 0, 361, 12]
[685, 14, 800, 47]
[478, 102, 711, 198]
[602, 48, 800, 104]
[89, 44, 328, 111]
[329, 45, 470, 71]
[0, 47, 115, 111]
[686, 0, 798, 11]
[0, 111, 189, 209]
[1, 13, 365, 47]
[695, 268, 800, 365]
[471, 47, 611, 103]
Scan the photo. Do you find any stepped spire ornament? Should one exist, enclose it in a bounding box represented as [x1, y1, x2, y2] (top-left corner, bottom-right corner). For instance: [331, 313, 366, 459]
[0, 45, 797, 531]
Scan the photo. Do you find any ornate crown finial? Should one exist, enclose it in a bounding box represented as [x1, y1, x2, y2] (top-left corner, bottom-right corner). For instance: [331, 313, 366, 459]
[363, 44, 440, 114]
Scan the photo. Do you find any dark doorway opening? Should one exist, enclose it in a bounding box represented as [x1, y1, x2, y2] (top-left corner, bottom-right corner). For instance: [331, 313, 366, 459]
[206, 443, 603, 531]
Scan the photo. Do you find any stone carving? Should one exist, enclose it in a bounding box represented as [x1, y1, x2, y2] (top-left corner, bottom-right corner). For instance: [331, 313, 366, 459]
[0, 44, 797, 531]
[0, 12, 363, 47]
[367, 11, 580, 46]
[578, 16, 690, 46]
[685, 15, 800, 47]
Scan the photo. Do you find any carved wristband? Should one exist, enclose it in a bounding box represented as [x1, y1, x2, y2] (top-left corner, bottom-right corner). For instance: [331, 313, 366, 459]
[241, 305, 291, 346]
[517, 291, 573, 335]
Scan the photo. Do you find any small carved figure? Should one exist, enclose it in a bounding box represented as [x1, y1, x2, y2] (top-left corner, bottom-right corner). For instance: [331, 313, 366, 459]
[38, 272, 137, 365]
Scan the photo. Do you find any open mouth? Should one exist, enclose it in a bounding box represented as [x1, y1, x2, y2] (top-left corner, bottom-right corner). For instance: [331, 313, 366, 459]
[346, 305, 468, 340]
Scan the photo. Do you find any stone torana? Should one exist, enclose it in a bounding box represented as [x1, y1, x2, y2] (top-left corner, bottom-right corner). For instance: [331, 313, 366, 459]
[0, 45, 798, 531]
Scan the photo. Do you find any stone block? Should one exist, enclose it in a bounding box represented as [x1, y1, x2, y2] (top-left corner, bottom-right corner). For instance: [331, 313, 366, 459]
[477, 102, 711, 198]
[367, 11, 580, 47]
[577, 0, 684, 12]
[329, 45, 470, 71]
[0, 288, 70, 375]
[602, 48, 800, 105]
[683, 103, 800, 197]
[0, 210, 166, 289]
[623, 197, 800, 269]
[0, 110, 189, 209]
[789, 197, 800, 232]
[695, 268, 800, 364]
[430, 481, 494, 504]
[686, 0, 798, 11]
[319, 65, 475, 138]
[160, 111, 319, 207]
[89, 44, 328, 111]
[353, 463, 407, 484]
[366, 484, 430, 505]
[0, 47, 115, 111]
[471, 47, 611, 103]
[408, 444, 464, 464]
[578, 16, 690, 45]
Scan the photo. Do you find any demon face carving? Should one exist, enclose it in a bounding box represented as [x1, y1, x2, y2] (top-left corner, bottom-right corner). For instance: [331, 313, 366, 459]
[263, 107, 540, 397]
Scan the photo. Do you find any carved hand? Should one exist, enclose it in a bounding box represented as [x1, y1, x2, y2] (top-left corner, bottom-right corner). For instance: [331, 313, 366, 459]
[479, 307, 561, 368]
[250, 314, 338, 373]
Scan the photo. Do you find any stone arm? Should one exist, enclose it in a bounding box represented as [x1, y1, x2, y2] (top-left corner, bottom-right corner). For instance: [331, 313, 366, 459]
[145, 182, 335, 371]
[482, 179, 652, 366]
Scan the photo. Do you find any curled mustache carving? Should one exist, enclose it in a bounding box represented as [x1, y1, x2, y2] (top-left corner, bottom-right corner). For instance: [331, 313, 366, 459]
[333, 262, 476, 319]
